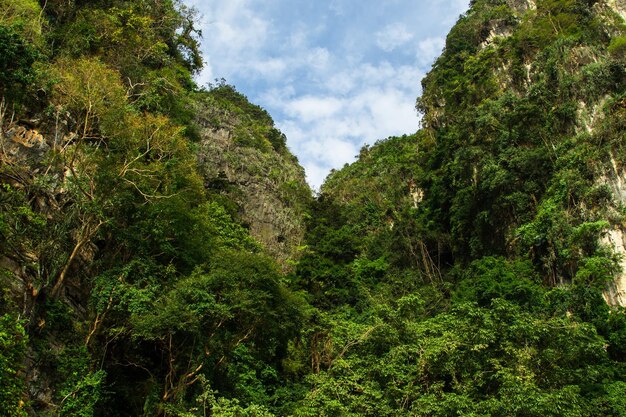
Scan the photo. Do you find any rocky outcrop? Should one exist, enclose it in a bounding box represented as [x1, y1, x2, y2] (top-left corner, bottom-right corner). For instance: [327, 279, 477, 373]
[599, 153, 626, 306]
[602, 227, 626, 305]
[506, 0, 536, 13]
[607, 0, 626, 20]
[194, 90, 311, 269]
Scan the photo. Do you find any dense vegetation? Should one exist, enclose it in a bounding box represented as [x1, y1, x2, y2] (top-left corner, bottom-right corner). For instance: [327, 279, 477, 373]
[1, 0, 625, 416]
[0, 0, 306, 415]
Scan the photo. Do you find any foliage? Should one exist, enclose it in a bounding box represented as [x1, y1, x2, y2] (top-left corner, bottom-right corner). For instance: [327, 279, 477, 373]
[202, 81, 285, 152]
[50, 57, 127, 138]
[2, 0, 626, 415]
[2, 0, 288, 414]
[608, 35, 626, 60]
[0, 0, 43, 43]
[283, 1, 626, 415]
[59, 370, 106, 417]
[454, 256, 545, 309]
[0, 183, 47, 255]
[287, 298, 621, 417]
[0, 315, 27, 417]
[0, 24, 39, 102]
[112, 250, 307, 415]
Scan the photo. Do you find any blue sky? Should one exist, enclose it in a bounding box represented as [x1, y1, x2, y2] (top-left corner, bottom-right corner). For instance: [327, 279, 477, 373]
[184, 0, 469, 189]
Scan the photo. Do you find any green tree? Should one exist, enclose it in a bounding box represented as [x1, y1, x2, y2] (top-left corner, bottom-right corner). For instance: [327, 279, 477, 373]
[0, 315, 27, 417]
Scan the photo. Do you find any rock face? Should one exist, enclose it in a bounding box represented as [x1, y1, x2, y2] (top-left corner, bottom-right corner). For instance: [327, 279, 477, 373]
[194, 88, 312, 268]
[607, 0, 626, 20]
[506, 0, 536, 12]
[415, 0, 626, 298]
[600, 156, 626, 306]
[602, 227, 626, 305]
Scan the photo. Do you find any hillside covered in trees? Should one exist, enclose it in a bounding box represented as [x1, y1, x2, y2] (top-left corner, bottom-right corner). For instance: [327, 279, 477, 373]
[1, 0, 626, 416]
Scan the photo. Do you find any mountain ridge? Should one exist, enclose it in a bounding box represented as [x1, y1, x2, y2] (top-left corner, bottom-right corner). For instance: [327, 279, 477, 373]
[1, 0, 626, 415]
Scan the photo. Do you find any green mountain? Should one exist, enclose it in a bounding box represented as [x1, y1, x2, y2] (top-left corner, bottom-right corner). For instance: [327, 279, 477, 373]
[195, 83, 311, 269]
[1, 0, 625, 416]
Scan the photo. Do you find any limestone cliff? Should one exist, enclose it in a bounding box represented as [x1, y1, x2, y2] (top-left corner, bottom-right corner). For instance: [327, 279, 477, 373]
[194, 85, 312, 268]
[320, 0, 626, 305]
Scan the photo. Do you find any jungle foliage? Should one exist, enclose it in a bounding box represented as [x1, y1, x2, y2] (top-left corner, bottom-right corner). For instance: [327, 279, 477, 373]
[0, 0, 625, 416]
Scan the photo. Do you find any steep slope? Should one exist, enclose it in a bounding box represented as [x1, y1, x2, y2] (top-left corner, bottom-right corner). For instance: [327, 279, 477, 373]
[415, 0, 626, 295]
[195, 84, 311, 269]
[283, 0, 626, 415]
[2, 0, 626, 416]
[0, 1, 310, 416]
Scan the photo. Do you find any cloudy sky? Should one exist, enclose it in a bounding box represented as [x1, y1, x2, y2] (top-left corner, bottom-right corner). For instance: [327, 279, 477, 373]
[184, 0, 469, 189]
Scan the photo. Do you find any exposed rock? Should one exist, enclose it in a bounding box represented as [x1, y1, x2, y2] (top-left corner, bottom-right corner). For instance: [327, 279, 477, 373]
[576, 96, 608, 135]
[596, 150, 626, 306]
[594, 0, 626, 36]
[599, 151, 626, 206]
[479, 21, 513, 49]
[194, 92, 311, 269]
[606, 0, 626, 21]
[1, 124, 50, 166]
[0, 256, 28, 306]
[602, 227, 626, 306]
[506, 0, 536, 13]
[408, 179, 424, 208]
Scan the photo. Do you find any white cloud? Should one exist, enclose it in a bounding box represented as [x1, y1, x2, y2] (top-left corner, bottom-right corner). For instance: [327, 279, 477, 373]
[306, 47, 331, 70]
[252, 56, 426, 190]
[212, 5, 269, 53]
[283, 124, 360, 190]
[186, 0, 469, 189]
[302, 136, 358, 168]
[375, 24, 414, 51]
[253, 58, 289, 80]
[287, 96, 343, 122]
[303, 162, 334, 192]
[329, 0, 347, 16]
[417, 37, 446, 66]
[271, 65, 422, 189]
[186, 0, 273, 83]
[288, 28, 309, 49]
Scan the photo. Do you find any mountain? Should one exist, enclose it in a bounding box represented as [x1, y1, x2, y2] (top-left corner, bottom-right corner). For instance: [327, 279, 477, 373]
[1, 0, 626, 416]
[195, 83, 311, 269]
[318, 0, 626, 304]
[288, 0, 626, 415]
[0, 1, 309, 415]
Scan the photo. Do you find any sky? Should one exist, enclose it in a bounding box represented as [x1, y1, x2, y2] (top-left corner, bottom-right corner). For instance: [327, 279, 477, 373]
[184, 0, 470, 189]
